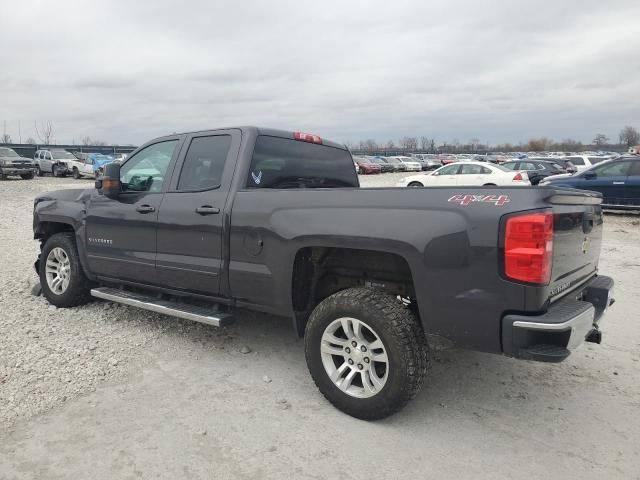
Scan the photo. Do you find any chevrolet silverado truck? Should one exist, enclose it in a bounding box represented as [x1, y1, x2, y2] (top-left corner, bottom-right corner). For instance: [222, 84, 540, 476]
[32, 127, 615, 419]
[0, 147, 36, 179]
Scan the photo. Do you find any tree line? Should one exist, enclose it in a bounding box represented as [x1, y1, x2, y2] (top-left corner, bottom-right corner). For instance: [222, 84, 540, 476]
[347, 126, 640, 153]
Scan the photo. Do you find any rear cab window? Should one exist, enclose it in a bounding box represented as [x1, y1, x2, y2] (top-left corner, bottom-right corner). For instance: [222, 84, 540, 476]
[246, 135, 358, 189]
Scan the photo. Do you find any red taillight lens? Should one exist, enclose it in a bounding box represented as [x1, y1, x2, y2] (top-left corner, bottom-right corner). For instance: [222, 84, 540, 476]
[294, 132, 323, 144]
[513, 172, 524, 181]
[504, 212, 554, 284]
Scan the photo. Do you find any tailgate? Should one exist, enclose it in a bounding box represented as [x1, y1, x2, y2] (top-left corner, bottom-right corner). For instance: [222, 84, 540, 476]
[547, 189, 603, 302]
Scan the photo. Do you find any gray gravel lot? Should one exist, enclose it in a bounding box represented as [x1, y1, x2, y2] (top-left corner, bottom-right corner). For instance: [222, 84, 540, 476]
[1, 175, 639, 479]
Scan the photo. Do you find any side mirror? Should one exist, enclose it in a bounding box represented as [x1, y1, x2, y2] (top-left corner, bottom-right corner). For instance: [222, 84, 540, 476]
[583, 171, 596, 179]
[97, 162, 121, 199]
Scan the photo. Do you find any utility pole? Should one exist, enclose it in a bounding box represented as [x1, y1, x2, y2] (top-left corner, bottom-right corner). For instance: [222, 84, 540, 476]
[18, 120, 21, 143]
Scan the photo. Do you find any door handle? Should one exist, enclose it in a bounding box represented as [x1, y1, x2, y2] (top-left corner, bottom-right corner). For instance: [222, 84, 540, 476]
[136, 205, 155, 214]
[195, 205, 220, 215]
[612, 181, 625, 185]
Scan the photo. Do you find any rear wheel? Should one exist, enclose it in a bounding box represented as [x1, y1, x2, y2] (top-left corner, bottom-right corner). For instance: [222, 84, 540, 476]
[40, 233, 93, 308]
[72, 167, 80, 179]
[305, 287, 429, 420]
[35, 165, 43, 176]
[408, 181, 423, 187]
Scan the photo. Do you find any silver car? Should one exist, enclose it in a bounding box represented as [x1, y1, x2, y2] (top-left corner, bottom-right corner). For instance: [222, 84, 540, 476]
[34, 149, 77, 176]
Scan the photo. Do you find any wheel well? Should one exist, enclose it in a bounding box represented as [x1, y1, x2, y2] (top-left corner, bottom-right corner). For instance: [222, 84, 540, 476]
[35, 222, 74, 244]
[291, 247, 417, 336]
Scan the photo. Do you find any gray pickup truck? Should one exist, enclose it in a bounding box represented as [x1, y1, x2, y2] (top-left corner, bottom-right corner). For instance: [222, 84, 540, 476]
[0, 147, 36, 179]
[32, 127, 614, 419]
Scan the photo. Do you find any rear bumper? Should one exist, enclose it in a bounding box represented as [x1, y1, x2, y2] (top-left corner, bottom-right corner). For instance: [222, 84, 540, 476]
[501, 275, 614, 362]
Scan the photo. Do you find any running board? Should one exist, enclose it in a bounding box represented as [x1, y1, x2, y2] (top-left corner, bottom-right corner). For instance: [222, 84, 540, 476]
[91, 287, 234, 327]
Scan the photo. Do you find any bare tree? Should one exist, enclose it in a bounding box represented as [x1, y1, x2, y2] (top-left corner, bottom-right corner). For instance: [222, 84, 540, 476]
[386, 139, 395, 149]
[619, 126, 640, 148]
[527, 137, 553, 151]
[399, 136, 418, 150]
[358, 139, 378, 152]
[1, 133, 11, 143]
[81, 136, 92, 146]
[429, 139, 436, 152]
[35, 121, 55, 144]
[470, 138, 480, 152]
[420, 136, 430, 150]
[592, 133, 609, 146]
[25, 136, 36, 144]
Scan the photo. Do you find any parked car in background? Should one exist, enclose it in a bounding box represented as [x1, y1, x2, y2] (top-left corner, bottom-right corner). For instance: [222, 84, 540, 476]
[367, 156, 395, 173]
[353, 156, 381, 174]
[439, 154, 457, 165]
[34, 149, 78, 177]
[69, 153, 116, 179]
[0, 147, 36, 179]
[397, 162, 530, 187]
[392, 156, 421, 172]
[502, 159, 567, 185]
[381, 156, 406, 172]
[545, 158, 577, 174]
[540, 157, 640, 209]
[563, 155, 610, 173]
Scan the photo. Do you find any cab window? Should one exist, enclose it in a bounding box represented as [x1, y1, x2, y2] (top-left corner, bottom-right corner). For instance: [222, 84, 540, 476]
[177, 135, 231, 191]
[120, 140, 178, 193]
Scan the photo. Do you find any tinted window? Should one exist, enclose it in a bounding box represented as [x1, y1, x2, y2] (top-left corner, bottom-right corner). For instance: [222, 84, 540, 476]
[519, 162, 537, 170]
[120, 140, 178, 193]
[177, 135, 231, 191]
[629, 161, 640, 176]
[592, 161, 631, 177]
[459, 164, 485, 174]
[502, 163, 516, 170]
[568, 156, 585, 165]
[247, 136, 358, 189]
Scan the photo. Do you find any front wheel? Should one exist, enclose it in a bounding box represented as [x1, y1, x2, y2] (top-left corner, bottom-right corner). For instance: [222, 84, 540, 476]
[305, 288, 430, 420]
[21, 173, 34, 180]
[72, 167, 80, 179]
[35, 165, 43, 176]
[408, 181, 423, 187]
[39, 233, 93, 308]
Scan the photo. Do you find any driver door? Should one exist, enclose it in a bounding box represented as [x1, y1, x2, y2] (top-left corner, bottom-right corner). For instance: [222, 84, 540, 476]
[84, 137, 183, 284]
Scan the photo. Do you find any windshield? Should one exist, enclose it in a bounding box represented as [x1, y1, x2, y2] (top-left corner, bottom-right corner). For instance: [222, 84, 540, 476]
[51, 150, 76, 160]
[0, 148, 19, 157]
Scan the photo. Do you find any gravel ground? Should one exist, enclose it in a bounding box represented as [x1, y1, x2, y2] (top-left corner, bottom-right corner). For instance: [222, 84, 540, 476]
[1, 174, 639, 479]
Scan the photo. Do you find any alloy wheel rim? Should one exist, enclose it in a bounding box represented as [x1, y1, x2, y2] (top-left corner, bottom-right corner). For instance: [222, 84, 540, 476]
[45, 247, 71, 295]
[320, 317, 389, 398]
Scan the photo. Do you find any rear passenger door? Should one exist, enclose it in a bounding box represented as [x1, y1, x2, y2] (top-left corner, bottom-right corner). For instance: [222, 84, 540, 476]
[155, 130, 241, 297]
[624, 161, 640, 207]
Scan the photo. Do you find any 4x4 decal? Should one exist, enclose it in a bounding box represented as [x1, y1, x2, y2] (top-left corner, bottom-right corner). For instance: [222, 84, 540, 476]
[448, 194, 511, 206]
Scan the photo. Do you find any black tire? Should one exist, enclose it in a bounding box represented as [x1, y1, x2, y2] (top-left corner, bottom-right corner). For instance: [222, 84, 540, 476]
[36, 165, 43, 176]
[408, 181, 423, 187]
[73, 167, 80, 179]
[39, 232, 93, 308]
[20, 173, 34, 180]
[51, 165, 57, 177]
[305, 287, 429, 420]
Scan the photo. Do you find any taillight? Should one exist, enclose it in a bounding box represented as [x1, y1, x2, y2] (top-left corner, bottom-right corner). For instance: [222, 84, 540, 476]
[294, 132, 323, 144]
[504, 212, 554, 284]
[513, 172, 524, 181]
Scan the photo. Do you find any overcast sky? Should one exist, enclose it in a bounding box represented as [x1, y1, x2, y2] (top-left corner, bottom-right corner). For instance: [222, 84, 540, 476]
[1, 0, 639, 146]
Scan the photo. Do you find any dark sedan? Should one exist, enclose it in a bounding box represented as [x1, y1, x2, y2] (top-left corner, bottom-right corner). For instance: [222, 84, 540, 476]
[502, 159, 567, 185]
[541, 157, 640, 209]
[368, 156, 395, 173]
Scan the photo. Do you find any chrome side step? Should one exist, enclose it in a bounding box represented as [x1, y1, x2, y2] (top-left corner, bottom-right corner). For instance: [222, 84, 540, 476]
[91, 287, 234, 327]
